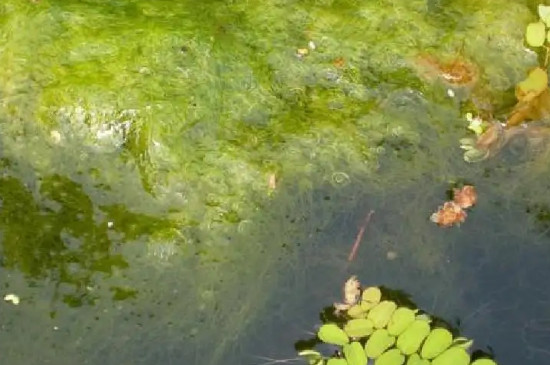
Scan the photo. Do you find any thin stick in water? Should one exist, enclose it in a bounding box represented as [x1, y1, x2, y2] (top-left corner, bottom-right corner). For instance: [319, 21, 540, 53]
[347, 209, 375, 262]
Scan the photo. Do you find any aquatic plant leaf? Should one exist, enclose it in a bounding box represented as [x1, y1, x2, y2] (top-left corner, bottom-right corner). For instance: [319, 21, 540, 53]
[451, 337, 473, 350]
[360, 286, 382, 311]
[431, 347, 470, 365]
[539, 4, 550, 26]
[367, 301, 397, 328]
[318, 324, 349, 346]
[526, 22, 546, 47]
[396, 319, 431, 355]
[470, 359, 498, 365]
[387, 307, 417, 336]
[347, 304, 367, 318]
[516, 67, 548, 103]
[420, 328, 453, 359]
[299, 349, 324, 365]
[343, 341, 367, 365]
[327, 358, 347, 365]
[406, 354, 430, 365]
[365, 329, 396, 359]
[344, 318, 375, 338]
[374, 349, 405, 365]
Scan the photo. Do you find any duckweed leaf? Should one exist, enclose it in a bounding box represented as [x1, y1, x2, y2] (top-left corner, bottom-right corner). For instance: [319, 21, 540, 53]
[396, 319, 431, 355]
[360, 287, 382, 311]
[431, 347, 470, 365]
[421, 328, 453, 359]
[526, 22, 546, 47]
[470, 359, 498, 365]
[299, 350, 324, 365]
[539, 4, 550, 26]
[344, 318, 375, 338]
[327, 358, 348, 365]
[367, 301, 397, 329]
[451, 337, 473, 350]
[318, 324, 349, 346]
[406, 354, 430, 365]
[375, 349, 405, 365]
[347, 304, 367, 319]
[387, 307, 417, 336]
[516, 67, 548, 103]
[365, 329, 396, 359]
[343, 341, 367, 365]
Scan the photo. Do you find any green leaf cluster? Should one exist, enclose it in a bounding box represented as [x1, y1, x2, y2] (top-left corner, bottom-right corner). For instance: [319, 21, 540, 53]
[526, 5, 550, 48]
[299, 284, 499, 365]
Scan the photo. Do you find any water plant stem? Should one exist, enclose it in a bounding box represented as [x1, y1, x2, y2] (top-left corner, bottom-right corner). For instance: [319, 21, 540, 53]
[347, 210, 375, 262]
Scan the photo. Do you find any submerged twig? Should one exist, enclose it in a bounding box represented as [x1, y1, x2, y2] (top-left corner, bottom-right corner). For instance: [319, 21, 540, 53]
[347, 210, 375, 262]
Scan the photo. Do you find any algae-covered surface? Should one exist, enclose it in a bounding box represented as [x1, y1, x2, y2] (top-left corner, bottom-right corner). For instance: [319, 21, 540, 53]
[1, 1, 550, 364]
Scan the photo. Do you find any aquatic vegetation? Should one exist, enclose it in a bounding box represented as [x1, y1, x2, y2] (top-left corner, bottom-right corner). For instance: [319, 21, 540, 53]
[298, 277, 498, 365]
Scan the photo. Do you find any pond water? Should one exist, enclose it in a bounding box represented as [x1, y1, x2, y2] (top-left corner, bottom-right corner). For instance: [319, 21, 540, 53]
[1, 1, 550, 365]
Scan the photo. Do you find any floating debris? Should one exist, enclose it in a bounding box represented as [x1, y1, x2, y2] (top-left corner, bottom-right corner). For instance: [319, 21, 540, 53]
[4, 293, 20, 305]
[430, 201, 467, 228]
[453, 185, 477, 209]
[334, 276, 361, 313]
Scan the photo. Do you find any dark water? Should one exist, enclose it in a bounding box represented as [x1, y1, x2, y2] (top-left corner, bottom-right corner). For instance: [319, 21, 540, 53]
[1, 1, 550, 365]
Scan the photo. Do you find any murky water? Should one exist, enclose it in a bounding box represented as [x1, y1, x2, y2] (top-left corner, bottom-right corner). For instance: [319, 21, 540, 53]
[1, 1, 549, 365]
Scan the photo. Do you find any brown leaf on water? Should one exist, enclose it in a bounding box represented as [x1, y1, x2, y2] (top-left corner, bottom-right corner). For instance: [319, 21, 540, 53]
[507, 67, 550, 128]
[453, 185, 477, 209]
[334, 276, 361, 313]
[430, 201, 467, 227]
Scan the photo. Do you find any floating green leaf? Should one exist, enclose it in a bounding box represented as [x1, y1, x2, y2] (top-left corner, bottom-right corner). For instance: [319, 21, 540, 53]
[360, 287, 382, 311]
[299, 350, 324, 365]
[431, 347, 470, 365]
[406, 354, 430, 365]
[375, 349, 405, 365]
[327, 358, 348, 365]
[539, 4, 550, 27]
[344, 318, 375, 338]
[367, 301, 397, 329]
[396, 319, 431, 355]
[343, 341, 367, 365]
[470, 359, 498, 365]
[451, 337, 474, 350]
[516, 67, 548, 102]
[347, 304, 367, 319]
[526, 22, 546, 47]
[318, 324, 349, 346]
[365, 329, 396, 359]
[421, 328, 453, 359]
[387, 307, 417, 336]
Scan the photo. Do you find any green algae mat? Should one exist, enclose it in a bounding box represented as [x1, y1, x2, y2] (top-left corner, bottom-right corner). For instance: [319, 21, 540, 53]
[1, 1, 550, 365]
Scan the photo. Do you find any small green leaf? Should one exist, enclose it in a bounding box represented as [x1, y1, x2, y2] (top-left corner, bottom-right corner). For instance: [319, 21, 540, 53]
[539, 4, 550, 26]
[470, 358, 498, 365]
[344, 318, 375, 338]
[451, 337, 474, 350]
[406, 354, 430, 365]
[387, 307, 417, 336]
[343, 341, 367, 365]
[431, 347, 470, 365]
[526, 22, 546, 47]
[396, 319, 431, 355]
[347, 304, 367, 319]
[367, 301, 397, 329]
[421, 328, 453, 359]
[360, 287, 382, 311]
[365, 329, 396, 359]
[327, 358, 347, 365]
[374, 349, 405, 365]
[318, 324, 349, 346]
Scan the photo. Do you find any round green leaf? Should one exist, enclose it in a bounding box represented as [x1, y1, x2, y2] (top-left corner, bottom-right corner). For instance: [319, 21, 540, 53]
[347, 304, 367, 319]
[431, 347, 470, 365]
[406, 354, 430, 365]
[539, 4, 550, 26]
[470, 359, 498, 365]
[396, 319, 431, 355]
[526, 22, 546, 47]
[367, 301, 397, 329]
[375, 348, 405, 365]
[344, 318, 375, 338]
[365, 329, 396, 359]
[421, 328, 453, 359]
[318, 323, 349, 346]
[327, 358, 348, 365]
[387, 307, 417, 336]
[360, 287, 382, 311]
[343, 341, 367, 365]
